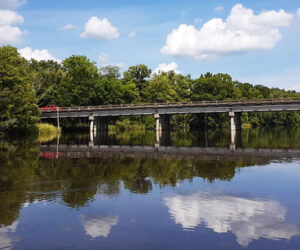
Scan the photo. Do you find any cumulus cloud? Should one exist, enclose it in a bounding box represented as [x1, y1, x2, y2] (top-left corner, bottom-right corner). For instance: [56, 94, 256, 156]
[58, 24, 76, 30]
[18, 47, 61, 62]
[80, 17, 120, 40]
[80, 215, 118, 238]
[0, 9, 24, 44]
[161, 4, 293, 60]
[129, 31, 135, 38]
[214, 6, 224, 12]
[154, 62, 181, 75]
[0, 0, 26, 9]
[164, 192, 300, 247]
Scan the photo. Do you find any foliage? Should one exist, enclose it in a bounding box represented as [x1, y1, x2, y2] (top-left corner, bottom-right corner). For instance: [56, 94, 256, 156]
[35, 123, 61, 143]
[0, 46, 40, 132]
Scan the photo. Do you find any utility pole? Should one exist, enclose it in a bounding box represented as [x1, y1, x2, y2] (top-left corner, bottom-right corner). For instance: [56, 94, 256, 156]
[57, 107, 60, 132]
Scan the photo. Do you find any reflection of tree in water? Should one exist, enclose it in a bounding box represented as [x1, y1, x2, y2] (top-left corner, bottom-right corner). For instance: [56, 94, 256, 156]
[0, 142, 270, 229]
[0, 141, 39, 227]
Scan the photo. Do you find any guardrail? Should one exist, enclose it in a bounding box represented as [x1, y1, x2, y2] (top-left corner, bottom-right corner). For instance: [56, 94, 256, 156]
[40, 98, 300, 113]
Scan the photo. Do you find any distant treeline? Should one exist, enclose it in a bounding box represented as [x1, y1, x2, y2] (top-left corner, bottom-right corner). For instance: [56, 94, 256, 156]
[1, 45, 300, 133]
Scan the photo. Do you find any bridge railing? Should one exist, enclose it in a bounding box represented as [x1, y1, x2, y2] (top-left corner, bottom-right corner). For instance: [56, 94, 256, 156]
[41, 98, 300, 112]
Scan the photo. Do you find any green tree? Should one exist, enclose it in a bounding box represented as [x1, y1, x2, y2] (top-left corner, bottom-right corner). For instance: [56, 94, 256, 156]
[125, 64, 151, 101]
[0, 46, 40, 132]
[146, 73, 178, 102]
[29, 59, 66, 106]
[57, 55, 101, 106]
[99, 65, 121, 79]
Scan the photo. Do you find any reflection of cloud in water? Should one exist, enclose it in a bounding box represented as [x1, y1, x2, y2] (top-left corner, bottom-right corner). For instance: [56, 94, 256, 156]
[80, 215, 118, 238]
[0, 221, 18, 250]
[164, 193, 300, 247]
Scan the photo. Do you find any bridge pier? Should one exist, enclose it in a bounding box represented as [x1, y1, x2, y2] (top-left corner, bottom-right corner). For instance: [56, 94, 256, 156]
[154, 114, 171, 144]
[89, 116, 94, 134]
[229, 112, 242, 149]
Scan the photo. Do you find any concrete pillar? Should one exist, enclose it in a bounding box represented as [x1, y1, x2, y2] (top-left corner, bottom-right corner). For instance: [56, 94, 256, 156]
[229, 112, 242, 149]
[89, 116, 95, 146]
[89, 116, 94, 133]
[154, 114, 161, 132]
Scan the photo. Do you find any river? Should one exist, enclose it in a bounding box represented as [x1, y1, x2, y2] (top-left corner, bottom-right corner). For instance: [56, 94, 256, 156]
[1, 128, 300, 249]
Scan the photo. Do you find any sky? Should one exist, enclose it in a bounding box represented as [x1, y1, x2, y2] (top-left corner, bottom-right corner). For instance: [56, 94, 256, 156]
[1, 0, 300, 90]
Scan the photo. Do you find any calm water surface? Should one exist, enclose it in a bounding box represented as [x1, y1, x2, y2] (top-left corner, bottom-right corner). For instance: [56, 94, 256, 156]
[1, 128, 300, 249]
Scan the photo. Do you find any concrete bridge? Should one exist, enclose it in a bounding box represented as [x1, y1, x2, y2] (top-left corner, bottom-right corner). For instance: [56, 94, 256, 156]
[41, 98, 300, 143]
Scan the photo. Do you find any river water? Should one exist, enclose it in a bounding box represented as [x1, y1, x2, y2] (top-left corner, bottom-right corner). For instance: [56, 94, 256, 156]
[1, 128, 300, 249]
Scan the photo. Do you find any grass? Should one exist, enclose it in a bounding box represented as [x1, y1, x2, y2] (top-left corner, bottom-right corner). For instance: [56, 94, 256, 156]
[35, 123, 61, 142]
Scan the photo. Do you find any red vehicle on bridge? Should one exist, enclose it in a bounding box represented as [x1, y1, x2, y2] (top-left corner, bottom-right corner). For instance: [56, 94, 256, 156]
[40, 105, 62, 112]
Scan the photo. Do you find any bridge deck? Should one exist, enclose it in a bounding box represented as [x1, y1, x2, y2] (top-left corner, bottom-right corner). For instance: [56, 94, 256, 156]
[41, 98, 300, 119]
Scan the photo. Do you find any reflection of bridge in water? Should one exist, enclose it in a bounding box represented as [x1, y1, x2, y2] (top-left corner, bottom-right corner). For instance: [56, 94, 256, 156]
[40, 143, 300, 161]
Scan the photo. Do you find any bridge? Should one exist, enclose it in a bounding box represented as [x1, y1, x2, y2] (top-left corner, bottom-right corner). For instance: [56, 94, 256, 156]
[41, 98, 300, 142]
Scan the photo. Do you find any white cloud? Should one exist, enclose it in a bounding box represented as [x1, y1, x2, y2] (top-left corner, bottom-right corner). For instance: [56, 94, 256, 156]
[161, 4, 293, 60]
[58, 24, 76, 30]
[80, 215, 118, 238]
[194, 18, 203, 24]
[80, 17, 120, 40]
[129, 30, 135, 38]
[0, 0, 26, 9]
[0, 221, 18, 250]
[0, 9, 23, 25]
[0, 9, 24, 44]
[214, 6, 224, 12]
[18, 47, 61, 62]
[297, 8, 300, 19]
[164, 192, 300, 247]
[154, 62, 181, 75]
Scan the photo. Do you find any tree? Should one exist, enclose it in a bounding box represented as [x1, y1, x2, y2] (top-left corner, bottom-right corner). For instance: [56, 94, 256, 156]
[0, 46, 40, 132]
[125, 64, 151, 101]
[29, 59, 66, 106]
[146, 73, 178, 102]
[192, 73, 240, 101]
[99, 65, 121, 79]
[57, 55, 101, 106]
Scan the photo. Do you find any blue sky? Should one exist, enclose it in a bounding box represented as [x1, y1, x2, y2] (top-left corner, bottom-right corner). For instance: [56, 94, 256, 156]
[1, 0, 300, 90]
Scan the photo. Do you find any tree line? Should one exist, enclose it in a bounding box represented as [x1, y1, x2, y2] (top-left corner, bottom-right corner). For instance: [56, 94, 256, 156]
[1, 45, 300, 133]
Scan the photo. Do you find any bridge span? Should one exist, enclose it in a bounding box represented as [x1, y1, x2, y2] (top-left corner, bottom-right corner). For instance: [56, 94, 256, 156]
[41, 98, 300, 139]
